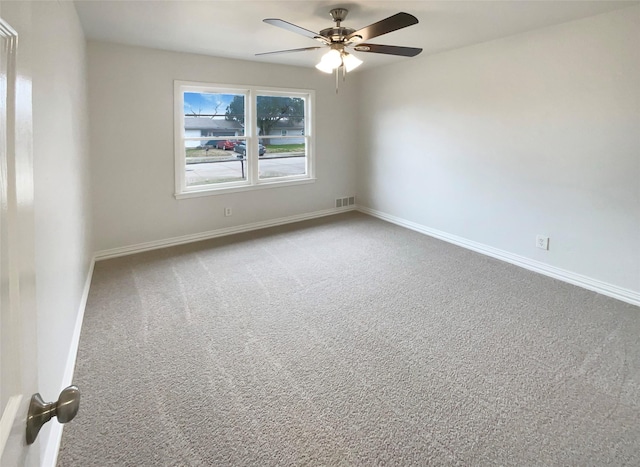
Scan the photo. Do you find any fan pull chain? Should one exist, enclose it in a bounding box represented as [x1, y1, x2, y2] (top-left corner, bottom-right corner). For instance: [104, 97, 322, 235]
[334, 64, 348, 94]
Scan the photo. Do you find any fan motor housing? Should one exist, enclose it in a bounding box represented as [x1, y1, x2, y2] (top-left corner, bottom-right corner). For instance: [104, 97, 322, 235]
[319, 26, 355, 43]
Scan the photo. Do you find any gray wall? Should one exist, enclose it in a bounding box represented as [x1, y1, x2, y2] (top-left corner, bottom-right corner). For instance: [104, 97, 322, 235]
[31, 0, 93, 458]
[356, 6, 640, 295]
[87, 42, 358, 252]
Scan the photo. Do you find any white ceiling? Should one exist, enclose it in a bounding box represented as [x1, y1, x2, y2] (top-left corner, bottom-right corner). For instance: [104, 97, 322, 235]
[73, 0, 638, 72]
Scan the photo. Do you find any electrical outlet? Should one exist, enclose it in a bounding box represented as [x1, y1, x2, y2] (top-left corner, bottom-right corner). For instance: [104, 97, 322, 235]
[336, 198, 343, 208]
[536, 235, 549, 250]
[348, 196, 355, 206]
[224, 207, 232, 217]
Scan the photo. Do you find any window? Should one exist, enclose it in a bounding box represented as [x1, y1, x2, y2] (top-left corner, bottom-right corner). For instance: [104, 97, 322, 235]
[174, 81, 315, 198]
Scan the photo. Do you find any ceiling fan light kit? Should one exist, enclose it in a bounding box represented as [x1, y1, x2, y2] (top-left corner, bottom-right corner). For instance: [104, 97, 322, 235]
[316, 48, 342, 72]
[259, 7, 423, 92]
[315, 46, 363, 74]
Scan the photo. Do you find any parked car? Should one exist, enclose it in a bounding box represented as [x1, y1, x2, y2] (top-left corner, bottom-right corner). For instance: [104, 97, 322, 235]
[234, 142, 266, 157]
[216, 140, 237, 150]
[201, 140, 235, 150]
[201, 140, 219, 149]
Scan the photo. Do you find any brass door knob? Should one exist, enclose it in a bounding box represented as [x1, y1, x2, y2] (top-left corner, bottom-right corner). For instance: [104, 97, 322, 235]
[26, 385, 80, 445]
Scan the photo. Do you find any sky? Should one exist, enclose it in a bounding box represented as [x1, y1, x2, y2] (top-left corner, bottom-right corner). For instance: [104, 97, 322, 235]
[183, 92, 241, 117]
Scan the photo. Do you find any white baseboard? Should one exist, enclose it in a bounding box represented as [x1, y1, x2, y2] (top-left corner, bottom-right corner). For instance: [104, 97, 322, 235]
[358, 206, 640, 307]
[41, 257, 96, 467]
[94, 207, 356, 261]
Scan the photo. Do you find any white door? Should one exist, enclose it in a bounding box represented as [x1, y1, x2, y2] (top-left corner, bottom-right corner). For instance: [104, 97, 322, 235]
[0, 2, 40, 465]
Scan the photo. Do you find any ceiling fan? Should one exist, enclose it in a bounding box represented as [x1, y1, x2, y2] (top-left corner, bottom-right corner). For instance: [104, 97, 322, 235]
[257, 8, 422, 85]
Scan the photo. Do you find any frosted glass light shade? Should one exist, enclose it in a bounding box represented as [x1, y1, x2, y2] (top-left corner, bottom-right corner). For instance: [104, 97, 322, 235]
[342, 53, 362, 72]
[315, 61, 334, 73]
[322, 49, 342, 68]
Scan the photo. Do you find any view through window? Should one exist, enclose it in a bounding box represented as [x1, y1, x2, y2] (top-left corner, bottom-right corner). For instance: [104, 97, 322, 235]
[175, 82, 314, 197]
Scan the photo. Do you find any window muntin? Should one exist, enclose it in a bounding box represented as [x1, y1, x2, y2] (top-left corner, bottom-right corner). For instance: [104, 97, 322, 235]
[175, 82, 314, 197]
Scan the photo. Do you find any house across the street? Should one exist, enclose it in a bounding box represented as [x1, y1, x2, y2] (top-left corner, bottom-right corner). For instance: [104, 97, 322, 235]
[184, 117, 304, 147]
[184, 117, 243, 147]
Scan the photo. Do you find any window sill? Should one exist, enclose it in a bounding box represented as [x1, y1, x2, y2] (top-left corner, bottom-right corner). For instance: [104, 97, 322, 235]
[175, 177, 316, 199]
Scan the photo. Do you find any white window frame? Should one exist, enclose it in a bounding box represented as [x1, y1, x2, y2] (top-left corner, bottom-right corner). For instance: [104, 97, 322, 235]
[174, 80, 315, 199]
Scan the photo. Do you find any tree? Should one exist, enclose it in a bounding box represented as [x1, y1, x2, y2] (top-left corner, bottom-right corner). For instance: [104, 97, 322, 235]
[225, 96, 304, 144]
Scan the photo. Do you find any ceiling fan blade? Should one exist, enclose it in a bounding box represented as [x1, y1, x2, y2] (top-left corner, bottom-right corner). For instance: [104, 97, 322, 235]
[256, 46, 323, 56]
[353, 44, 422, 57]
[263, 19, 329, 44]
[347, 12, 418, 42]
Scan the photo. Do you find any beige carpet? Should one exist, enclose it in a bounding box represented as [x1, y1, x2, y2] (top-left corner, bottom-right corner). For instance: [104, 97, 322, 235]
[58, 212, 640, 465]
